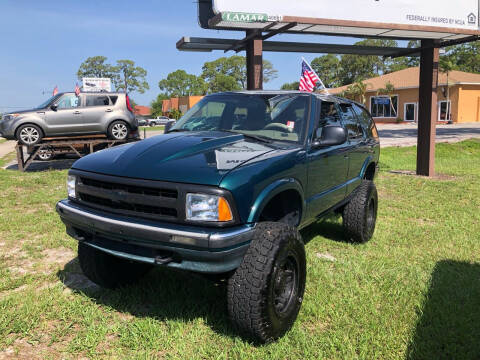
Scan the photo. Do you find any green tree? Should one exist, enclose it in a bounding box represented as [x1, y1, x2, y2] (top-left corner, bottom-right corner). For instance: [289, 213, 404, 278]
[201, 56, 278, 92]
[280, 82, 300, 90]
[150, 93, 170, 117]
[115, 60, 149, 94]
[158, 70, 206, 97]
[344, 81, 370, 104]
[77, 56, 119, 88]
[310, 54, 341, 88]
[169, 108, 182, 120]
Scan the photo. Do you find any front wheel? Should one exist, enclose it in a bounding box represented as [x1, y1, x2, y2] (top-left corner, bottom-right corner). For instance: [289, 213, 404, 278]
[17, 124, 43, 146]
[78, 242, 152, 289]
[342, 180, 378, 243]
[227, 222, 306, 343]
[107, 121, 129, 140]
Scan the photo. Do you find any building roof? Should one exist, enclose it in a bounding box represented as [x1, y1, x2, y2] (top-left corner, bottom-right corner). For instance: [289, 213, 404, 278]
[133, 105, 151, 116]
[330, 67, 480, 94]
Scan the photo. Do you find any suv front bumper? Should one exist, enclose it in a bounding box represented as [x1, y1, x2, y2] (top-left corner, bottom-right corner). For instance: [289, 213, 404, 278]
[56, 199, 255, 274]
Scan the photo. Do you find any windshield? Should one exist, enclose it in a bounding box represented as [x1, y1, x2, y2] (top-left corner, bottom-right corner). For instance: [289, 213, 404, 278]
[171, 94, 310, 144]
[36, 94, 60, 109]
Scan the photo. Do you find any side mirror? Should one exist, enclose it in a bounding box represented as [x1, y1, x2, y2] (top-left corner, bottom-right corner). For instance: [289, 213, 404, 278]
[164, 120, 175, 133]
[313, 125, 347, 148]
[50, 104, 58, 111]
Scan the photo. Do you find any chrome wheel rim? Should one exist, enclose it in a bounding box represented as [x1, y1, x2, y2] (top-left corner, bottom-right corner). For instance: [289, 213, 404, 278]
[19, 127, 40, 145]
[38, 149, 52, 160]
[112, 123, 128, 139]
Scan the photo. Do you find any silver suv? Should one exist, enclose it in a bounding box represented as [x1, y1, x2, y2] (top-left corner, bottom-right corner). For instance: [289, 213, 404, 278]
[0, 92, 137, 145]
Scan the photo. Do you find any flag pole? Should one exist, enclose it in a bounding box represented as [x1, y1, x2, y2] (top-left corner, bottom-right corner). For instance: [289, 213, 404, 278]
[302, 57, 330, 94]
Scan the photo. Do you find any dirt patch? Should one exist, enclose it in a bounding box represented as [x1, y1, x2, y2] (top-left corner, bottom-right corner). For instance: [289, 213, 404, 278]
[0, 339, 60, 360]
[389, 170, 457, 181]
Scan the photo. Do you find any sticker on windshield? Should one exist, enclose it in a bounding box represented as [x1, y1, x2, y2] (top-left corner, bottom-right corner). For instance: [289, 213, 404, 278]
[287, 121, 295, 130]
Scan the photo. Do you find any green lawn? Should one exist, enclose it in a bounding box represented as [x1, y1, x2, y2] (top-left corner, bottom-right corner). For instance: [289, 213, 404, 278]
[139, 125, 165, 132]
[0, 138, 6, 144]
[0, 140, 479, 359]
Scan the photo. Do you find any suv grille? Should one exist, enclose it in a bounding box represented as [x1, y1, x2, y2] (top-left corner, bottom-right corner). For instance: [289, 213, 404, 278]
[77, 176, 179, 222]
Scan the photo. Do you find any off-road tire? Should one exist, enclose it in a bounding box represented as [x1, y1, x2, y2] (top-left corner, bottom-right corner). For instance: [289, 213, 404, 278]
[227, 222, 306, 343]
[78, 242, 152, 289]
[107, 121, 129, 140]
[16, 124, 43, 146]
[342, 180, 378, 243]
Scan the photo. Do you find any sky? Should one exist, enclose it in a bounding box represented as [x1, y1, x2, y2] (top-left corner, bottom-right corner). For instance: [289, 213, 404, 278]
[0, 0, 358, 112]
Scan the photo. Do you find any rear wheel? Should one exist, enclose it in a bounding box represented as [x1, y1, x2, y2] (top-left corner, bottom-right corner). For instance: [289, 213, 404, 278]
[227, 222, 306, 343]
[108, 121, 129, 140]
[78, 242, 152, 289]
[17, 124, 43, 146]
[342, 180, 378, 243]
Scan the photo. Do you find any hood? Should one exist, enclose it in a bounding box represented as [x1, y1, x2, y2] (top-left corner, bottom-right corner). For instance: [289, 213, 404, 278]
[72, 131, 276, 186]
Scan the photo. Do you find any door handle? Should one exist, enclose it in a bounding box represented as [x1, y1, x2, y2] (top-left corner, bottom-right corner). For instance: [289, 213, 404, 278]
[105, 109, 113, 112]
[73, 111, 81, 115]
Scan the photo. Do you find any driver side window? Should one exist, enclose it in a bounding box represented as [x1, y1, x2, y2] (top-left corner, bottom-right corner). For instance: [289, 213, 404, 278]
[316, 101, 341, 138]
[56, 94, 80, 109]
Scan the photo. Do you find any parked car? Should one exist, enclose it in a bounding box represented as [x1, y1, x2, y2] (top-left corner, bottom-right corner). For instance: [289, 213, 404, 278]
[147, 116, 175, 126]
[0, 92, 138, 145]
[56, 91, 380, 343]
[137, 118, 147, 126]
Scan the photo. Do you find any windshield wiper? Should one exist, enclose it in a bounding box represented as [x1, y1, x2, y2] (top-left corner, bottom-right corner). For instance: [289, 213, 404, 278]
[221, 130, 273, 144]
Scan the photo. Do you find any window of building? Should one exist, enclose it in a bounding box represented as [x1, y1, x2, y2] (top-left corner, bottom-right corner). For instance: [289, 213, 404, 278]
[438, 101, 451, 121]
[370, 95, 398, 118]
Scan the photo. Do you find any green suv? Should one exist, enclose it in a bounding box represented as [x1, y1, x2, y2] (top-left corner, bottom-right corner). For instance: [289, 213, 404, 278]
[56, 91, 380, 343]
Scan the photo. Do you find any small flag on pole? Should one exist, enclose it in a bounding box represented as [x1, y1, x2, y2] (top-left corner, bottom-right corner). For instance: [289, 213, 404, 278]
[52, 85, 58, 96]
[299, 58, 329, 94]
[75, 83, 80, 96]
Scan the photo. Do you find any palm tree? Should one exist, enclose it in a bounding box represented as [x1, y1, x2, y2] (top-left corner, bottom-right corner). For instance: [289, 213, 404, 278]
[440, 58, 455, 122]
[345, 81, 369, 104]
[377, 81, 397, 118]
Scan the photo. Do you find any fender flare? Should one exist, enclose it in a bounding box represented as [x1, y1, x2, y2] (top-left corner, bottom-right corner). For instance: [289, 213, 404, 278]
[247, 178, 305, 224]
[359, 156, 375, 179]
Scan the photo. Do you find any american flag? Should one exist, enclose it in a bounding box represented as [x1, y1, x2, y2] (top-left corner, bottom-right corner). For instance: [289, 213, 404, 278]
[52, 85, 58, 96]
[299, 60, 322, 92]
[74, 83, 80, 96]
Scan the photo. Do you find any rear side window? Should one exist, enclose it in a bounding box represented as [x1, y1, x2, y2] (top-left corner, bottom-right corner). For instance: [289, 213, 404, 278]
[86, 95, 110, 107]
[109, 96, 118, 105]
[339, 104, 363, 139]
[352, 104, 376, 138]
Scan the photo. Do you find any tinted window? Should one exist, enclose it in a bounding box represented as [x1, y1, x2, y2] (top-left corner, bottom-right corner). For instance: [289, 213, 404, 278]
[56, 94, 80, 109]
[86, 95, 110, 107]
[109, 96, 118, 105]
[318, 101, 341, 126]
[339, 104, 363, 139]
[352, 104, 374, 137]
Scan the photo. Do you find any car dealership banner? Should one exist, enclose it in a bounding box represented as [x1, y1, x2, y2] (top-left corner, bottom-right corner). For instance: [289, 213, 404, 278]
[213, 0, 479, 30]
[82, 78, 112, 92]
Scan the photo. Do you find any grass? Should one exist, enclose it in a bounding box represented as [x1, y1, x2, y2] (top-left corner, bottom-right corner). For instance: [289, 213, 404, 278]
[139, 125, 165, 132]
[0, 139, 479, 359]
[0, 138, 6, 144]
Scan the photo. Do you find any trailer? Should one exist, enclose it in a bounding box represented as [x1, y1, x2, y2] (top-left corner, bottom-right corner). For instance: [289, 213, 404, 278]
[15, 134, 139, 172]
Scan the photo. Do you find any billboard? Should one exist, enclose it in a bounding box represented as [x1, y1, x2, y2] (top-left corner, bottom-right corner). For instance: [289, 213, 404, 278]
[82, 78, 112, 92]
[210, 0, 480, 38]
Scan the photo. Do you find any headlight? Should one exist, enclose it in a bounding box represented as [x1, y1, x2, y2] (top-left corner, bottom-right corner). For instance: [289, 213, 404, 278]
[67, 175, 77, 199]
[186, 193, 233, 222]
